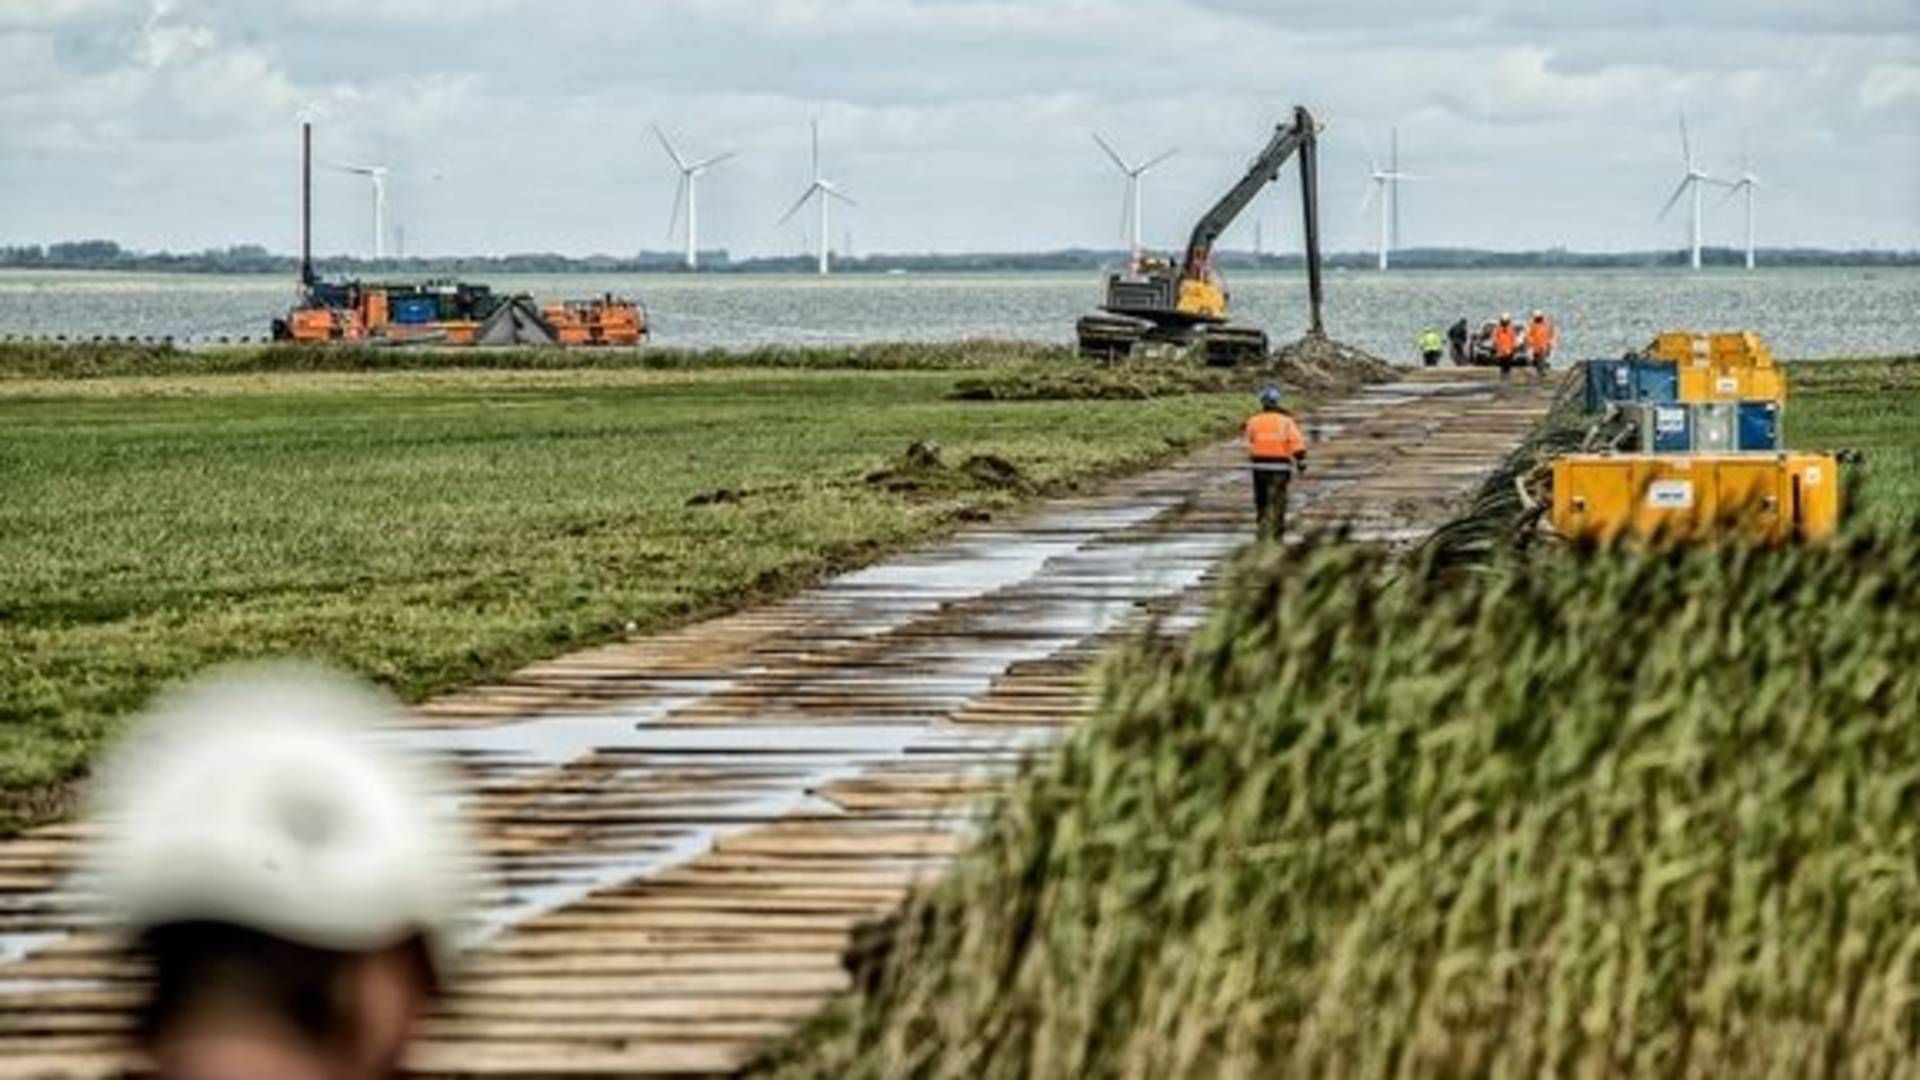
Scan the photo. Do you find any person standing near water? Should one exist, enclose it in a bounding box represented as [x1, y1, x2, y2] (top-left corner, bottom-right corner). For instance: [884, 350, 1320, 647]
[1447, 318, 1470, 366]
[1418, 327, 1445, 367]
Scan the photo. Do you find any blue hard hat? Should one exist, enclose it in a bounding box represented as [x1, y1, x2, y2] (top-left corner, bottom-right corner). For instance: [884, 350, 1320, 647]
[1259, 385, 1283, 407]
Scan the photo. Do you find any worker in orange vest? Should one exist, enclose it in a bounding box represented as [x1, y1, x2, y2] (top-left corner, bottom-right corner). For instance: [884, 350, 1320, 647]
[1492, 313, 1520, 381]
[1526, 310, 1556, 376]
[1244, 386, 1307, 540]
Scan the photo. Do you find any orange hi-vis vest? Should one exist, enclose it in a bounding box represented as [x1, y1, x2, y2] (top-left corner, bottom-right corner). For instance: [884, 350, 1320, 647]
[1245, 410, 1306, 462]
[1528, 318, 1554, 355]
[1493, 323, 1519, 358]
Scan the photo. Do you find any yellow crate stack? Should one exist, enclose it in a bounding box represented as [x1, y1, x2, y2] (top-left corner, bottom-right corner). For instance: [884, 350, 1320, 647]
[1650, 330, 1787, 405]
[1553, 332, 1841, 544]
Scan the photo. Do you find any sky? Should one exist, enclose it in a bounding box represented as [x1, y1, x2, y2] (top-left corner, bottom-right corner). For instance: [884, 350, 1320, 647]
[1, 0, 1916, 259]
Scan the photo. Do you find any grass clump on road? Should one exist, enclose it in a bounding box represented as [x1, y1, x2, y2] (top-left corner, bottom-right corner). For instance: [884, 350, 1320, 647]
[0, 361, 1243, 822]
[768, 534, 1920, 1078]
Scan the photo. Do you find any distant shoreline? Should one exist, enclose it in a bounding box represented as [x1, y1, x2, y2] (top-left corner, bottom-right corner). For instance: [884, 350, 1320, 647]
[4, 241, 1918, 277]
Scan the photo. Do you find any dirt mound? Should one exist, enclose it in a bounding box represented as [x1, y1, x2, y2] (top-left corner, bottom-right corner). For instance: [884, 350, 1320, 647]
[865, 441, 1031, 496]
[1260, 334, 1399, 394]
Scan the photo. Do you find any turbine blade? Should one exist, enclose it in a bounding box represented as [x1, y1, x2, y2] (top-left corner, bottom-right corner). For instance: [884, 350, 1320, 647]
[1655, 176, 1691, 222]
[1138, 147, 1178, 174]
[779, 186, 817, 225]
[826, 188, 857, 207]
[1091, 131, 1129, 172]
[1357, 180, 1378, 219]
[811, 119, 820, 182]
[652, 125, 689, 171]
[693, 151, 737, 171]
[1679, 111, 1693, 167]
[1718, 182, 1744, 206]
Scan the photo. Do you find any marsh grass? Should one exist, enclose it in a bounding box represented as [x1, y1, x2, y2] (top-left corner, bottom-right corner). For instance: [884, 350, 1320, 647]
[767, 534, 1920, 1078]
[0, 339, 1068, 381]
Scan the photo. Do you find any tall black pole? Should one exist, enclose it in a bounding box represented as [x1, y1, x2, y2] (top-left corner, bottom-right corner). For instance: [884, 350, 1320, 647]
[1297, 107, 1325, 338]
[301, 122, 314, 288]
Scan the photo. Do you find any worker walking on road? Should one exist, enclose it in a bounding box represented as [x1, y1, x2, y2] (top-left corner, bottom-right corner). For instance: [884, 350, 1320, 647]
[1418, 327, 1444, 367]
[1244, 386, 1307, 541]
[1527, 310, 1557, 376]
[1492, 313, 1520, 381]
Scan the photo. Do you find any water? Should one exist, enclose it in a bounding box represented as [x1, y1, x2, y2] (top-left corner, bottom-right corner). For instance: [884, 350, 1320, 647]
[0, 267, 1914, 360]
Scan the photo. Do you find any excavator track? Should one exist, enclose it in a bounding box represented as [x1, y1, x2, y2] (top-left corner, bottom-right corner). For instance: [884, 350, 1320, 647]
[1076, 313, 1151, 361]
[1201, 324, 1270, 367]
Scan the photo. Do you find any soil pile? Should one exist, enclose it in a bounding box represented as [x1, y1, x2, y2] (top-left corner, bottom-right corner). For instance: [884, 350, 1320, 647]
[1259, 333, 1399, 394]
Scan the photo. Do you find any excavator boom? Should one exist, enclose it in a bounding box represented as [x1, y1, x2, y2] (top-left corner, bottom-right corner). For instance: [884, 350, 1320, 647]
[1078, 106, 1326, 363]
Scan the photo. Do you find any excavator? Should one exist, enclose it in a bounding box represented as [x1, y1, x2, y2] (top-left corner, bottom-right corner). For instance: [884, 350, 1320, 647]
[1077, 106, 1325, 366]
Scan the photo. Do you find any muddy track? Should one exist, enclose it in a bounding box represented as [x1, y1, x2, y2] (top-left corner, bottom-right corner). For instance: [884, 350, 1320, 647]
[0, 368, 1560, 1078]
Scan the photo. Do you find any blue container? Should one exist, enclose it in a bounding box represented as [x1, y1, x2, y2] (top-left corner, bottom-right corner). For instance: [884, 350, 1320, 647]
[1738, 401, 1781, 451]
[1631, 360, 1680, 403]
[1584, 360, 1633, 412]
[1646, 403, 1694, 452]
[392, 296, 438, 325]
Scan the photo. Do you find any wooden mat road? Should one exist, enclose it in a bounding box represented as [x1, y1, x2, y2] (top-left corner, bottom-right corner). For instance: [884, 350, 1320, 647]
[0, 368, 1560, 1078]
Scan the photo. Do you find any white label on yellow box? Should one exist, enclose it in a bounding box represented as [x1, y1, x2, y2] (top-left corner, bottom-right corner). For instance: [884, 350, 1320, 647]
[1647, 480, 1695, 509]
[1806, 467, 1823, 487]
[1716, 376, 1739, 394]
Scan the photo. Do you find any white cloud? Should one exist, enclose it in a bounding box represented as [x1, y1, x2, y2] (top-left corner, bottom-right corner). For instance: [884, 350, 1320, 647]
[0, 0, 1914, 254]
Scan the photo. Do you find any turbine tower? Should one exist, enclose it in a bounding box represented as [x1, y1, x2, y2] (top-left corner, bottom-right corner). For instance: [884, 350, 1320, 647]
[779, 120, 855, 276]
[1722, 151, 1761, 271]
[1656, 113, 1729, 271]
[654, 125, 735, 271]
[332, 162, 391, 259]
[1092, 132, 1177, 266]
[1359, 127, 1417, 271]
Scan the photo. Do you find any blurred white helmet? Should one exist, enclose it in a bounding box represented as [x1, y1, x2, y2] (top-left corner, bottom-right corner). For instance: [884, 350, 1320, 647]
[89, 664, 478, 977]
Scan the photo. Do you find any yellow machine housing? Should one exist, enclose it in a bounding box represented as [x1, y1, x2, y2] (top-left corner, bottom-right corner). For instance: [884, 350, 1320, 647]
[1552, 453, 1841, 544]
[1176, 278, 1228, 321]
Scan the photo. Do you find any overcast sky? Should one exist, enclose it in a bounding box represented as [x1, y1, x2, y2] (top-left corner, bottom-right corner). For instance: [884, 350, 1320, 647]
[2, 0, 1916, 258]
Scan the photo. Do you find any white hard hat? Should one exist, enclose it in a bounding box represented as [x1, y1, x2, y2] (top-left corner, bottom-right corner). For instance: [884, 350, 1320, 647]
[89, 664, 478, 978]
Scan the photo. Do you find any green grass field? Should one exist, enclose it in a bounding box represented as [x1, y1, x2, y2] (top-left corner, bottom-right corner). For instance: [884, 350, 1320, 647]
[0, 345, 1245, 819]
[1786, 356, 1920, 527]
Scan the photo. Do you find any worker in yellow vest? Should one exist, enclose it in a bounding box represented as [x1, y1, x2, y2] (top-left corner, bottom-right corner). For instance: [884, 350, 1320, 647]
[1418, 327, 1444, 367]
[1244, 386, 1308, 540]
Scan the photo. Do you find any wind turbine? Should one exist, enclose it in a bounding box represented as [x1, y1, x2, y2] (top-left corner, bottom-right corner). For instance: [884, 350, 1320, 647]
[654, 125, 735, 271]
[779, 119, 855, 276]
[1722, 149, 1761, 271]
[1656, 113, 1730, 271]
[331, 161, 391, 259]
[1358, 127, 1416, 271]
[1092, 132, 1177, 266]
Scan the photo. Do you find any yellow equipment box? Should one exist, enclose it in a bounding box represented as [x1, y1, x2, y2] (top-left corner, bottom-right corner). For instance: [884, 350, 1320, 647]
[1650, 331, 1777, 370]
[1677, 363, 1788, 405]
[1552, 453, 1841, 543]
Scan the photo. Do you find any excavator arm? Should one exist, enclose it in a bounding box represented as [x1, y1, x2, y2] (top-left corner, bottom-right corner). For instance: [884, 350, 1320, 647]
[1180, 105, 1325, 337]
